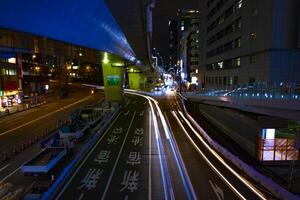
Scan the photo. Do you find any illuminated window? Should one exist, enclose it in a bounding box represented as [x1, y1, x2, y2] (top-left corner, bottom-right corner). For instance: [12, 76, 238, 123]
[250, 54, 257, 63]
[236, 57, 241, 67]
[8, 57, 16, 64]
[218, 61, 223, 69]
[229, 76, 233, 85]
[238, 0, 243, 8]
[250, 32, 257, 39]
[9, 69, 16, 75]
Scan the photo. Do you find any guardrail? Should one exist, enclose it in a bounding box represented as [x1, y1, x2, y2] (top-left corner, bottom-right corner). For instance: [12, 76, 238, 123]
[43, 105, 121, 200]
[179, 93, 300, 200]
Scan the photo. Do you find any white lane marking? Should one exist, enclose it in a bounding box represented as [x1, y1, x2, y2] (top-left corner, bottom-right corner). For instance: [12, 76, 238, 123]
[0, 164, 10, 172]
[0, 149, 44, 182]
[0, 95, 93, 136]
[125, 91, 174, 199]
[56, 112, 122, 199]
[164, 111, 198, 200]
[78, 193, 84, 200]
[124, 111, 130, 116]
[177, 111, 267, 200]
[148, 109, 152, 200]
[101, 111, 136, 200]
[148, 101, 172, 199]
[24, 180, 36, 194]
[209, 180, 224, 200]
[172, 111, 247, 200]
[140, 111, 144, 117]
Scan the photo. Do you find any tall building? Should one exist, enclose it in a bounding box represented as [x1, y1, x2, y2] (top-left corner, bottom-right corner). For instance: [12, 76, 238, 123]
[168, 9, 200, 83]
[197, 0, 300, 88]
[168, 19, 178, 73]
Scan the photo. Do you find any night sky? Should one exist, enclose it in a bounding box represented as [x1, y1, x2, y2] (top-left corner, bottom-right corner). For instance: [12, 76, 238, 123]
[153, 0, 200, 66]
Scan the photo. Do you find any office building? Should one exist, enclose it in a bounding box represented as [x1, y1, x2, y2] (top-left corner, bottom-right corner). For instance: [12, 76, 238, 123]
[196, 0, 300, 88]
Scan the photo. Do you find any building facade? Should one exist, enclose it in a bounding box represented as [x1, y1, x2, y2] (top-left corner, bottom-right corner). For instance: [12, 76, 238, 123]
[168, 19, 179, 73]
[196, 0, 300, 88]
[168, 10, 201, 84]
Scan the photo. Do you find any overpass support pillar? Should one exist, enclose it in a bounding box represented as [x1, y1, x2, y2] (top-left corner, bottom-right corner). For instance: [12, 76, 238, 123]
[128, 71, 147, 90]
[102, 62, 124, 102]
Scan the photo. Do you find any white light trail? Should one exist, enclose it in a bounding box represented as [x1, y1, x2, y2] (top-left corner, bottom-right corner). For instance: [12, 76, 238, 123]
[176, 110, 267, 200]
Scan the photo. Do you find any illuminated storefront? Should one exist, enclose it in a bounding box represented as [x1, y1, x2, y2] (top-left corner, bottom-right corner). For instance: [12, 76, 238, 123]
[258, 128, 299, 161]
[0, 54, 23, 109]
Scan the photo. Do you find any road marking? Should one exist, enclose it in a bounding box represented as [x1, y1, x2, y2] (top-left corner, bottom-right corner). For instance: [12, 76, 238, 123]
[177, 110, 267, 200]
[209, 180, 224, 200]
[78, 193, 84, 200]
[56, 112, 122, 199]
[124, 111, 130, 116]
[148, 109, 152, 200]
[101, 111, 136, 200]
[0, 164, 10, 172]
[172, 111, 247, 200]
[0, 95, 93, 137]
[140, 111, 144, 117]
[0, 149, 45, 182]
[164, 111, 197, 200]
[125, 91, 172, 199]
[24, 180, 36, 194]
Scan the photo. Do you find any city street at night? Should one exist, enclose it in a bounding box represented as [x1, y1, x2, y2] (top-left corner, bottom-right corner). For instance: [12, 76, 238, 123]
[0, 0, 299, 199]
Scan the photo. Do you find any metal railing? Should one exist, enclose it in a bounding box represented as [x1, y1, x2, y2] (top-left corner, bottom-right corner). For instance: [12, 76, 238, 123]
[186, 82, 300, 101]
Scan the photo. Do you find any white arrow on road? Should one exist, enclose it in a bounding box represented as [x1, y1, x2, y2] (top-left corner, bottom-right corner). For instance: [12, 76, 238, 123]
[124, 111, 130, 116]
[209, 180, 224, 200]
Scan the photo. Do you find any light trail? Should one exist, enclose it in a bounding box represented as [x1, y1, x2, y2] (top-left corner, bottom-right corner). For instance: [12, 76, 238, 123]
[172, 110, 247, 200]
[126, 91, 196, 200]
[177, 110, 267, 200]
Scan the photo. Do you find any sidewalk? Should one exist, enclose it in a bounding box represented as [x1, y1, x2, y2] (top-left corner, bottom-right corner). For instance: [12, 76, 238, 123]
[0, 94, 54, 118]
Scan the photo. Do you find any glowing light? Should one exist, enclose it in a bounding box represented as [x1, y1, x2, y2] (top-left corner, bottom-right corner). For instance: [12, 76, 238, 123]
[103, 52, 109, 64]
[113, 62, 123, 67]
[177, 111, 267, 200]
[191, 77, 198, 84]
[8, 57, 16, 64]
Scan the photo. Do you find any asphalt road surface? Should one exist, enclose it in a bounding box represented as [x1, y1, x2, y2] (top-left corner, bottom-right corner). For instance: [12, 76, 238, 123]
[154, 89, 276, 200]
[56, 94, 165, 200]
[0, 87, 281, 199]
[0, 87, 104, 190]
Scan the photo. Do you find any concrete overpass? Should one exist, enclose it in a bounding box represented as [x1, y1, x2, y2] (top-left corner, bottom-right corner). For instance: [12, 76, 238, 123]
[0, 0, 155, 101]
